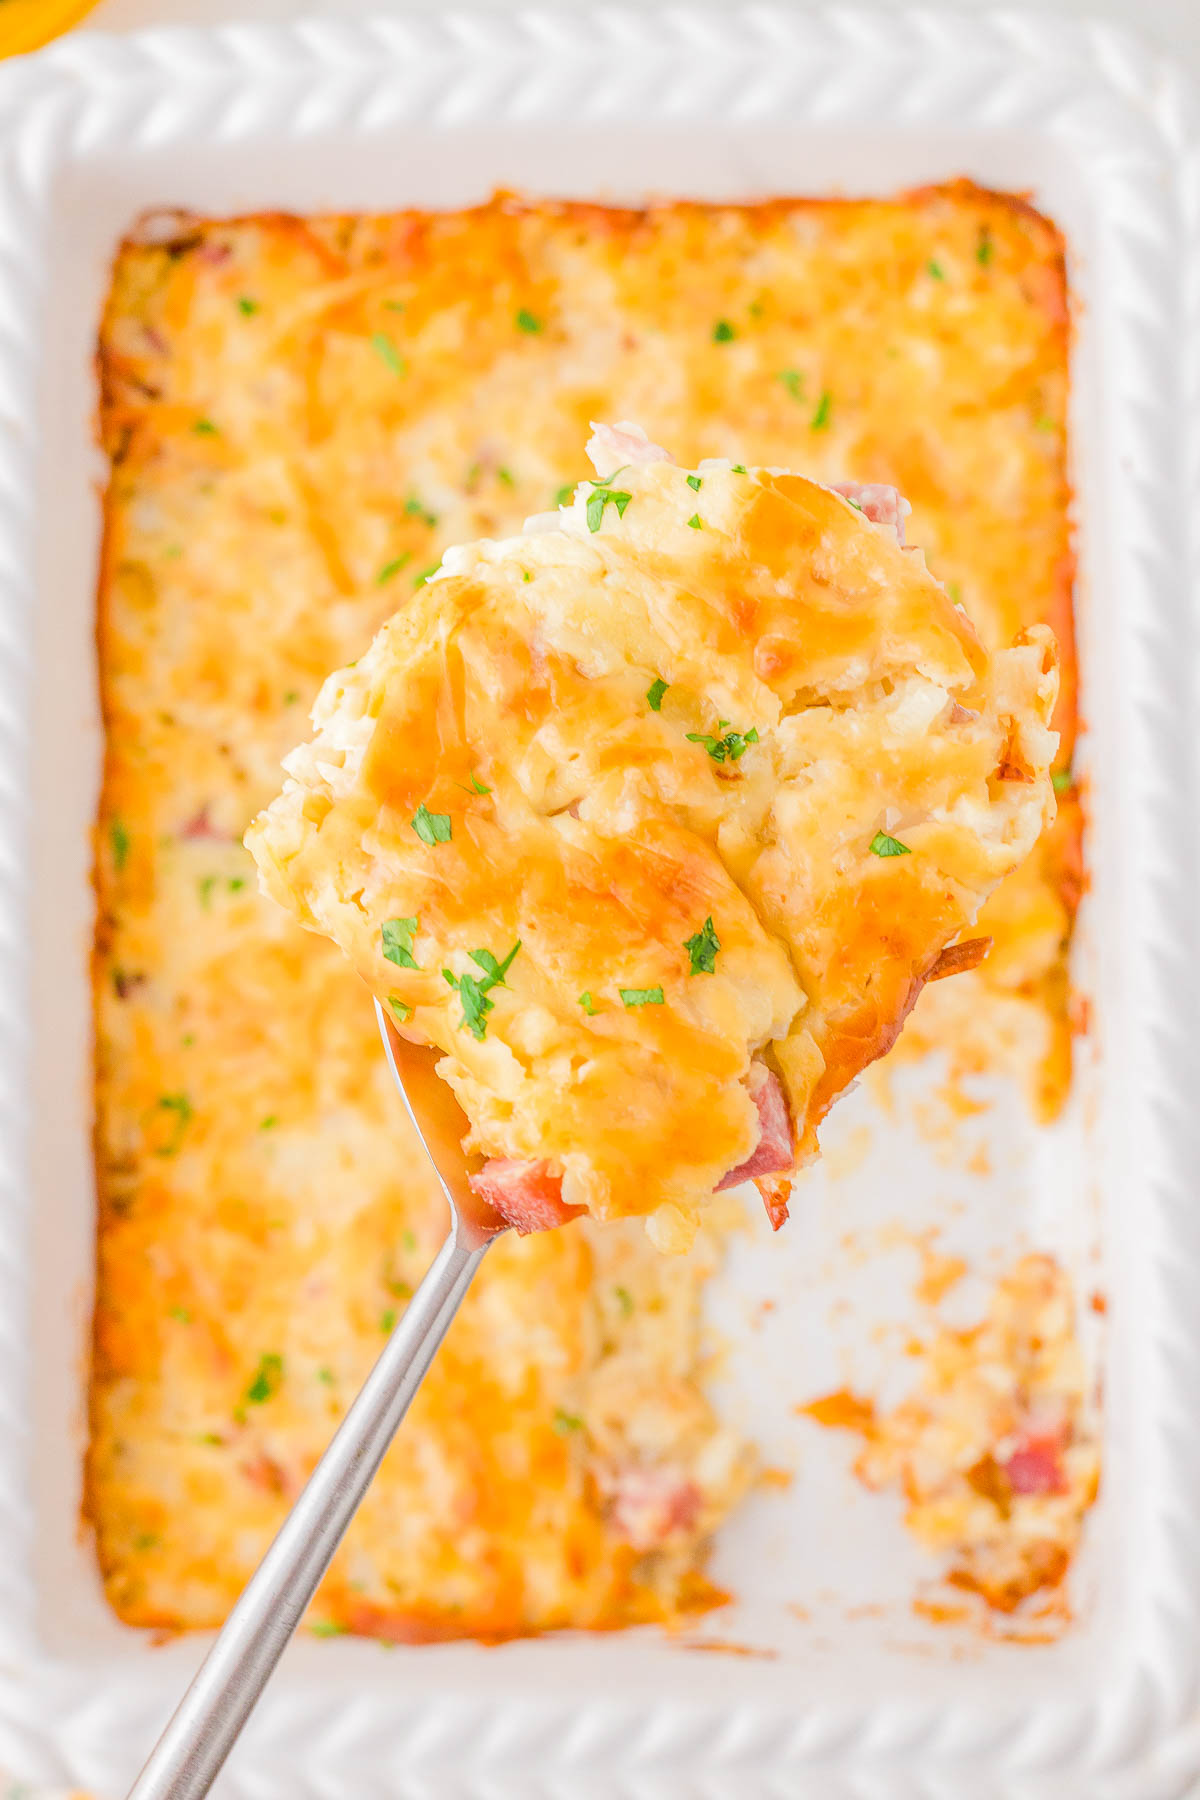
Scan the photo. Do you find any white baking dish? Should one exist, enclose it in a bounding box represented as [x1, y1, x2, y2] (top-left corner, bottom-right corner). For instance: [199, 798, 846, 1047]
[0, 8, 1197, 1796]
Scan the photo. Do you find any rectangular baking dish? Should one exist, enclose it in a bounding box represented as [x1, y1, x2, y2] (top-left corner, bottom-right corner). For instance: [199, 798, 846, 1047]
[0, 9, 1197, 1796]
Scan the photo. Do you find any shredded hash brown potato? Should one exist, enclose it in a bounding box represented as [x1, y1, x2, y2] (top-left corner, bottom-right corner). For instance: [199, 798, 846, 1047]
[248, 433, 1057, 1249]
[90, 183, 1077, 1637]
[800, 1255, 1100, 1614]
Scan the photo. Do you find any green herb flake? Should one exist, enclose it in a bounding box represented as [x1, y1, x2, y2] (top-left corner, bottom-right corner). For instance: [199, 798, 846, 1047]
[381, 916, 420, 970]
[245, 1352, 283, 1405]
[377, 552, 412, 584]
[555, 484, 575, 506]
[228, 876, 246, 893]
[370, 331, 407, 377]
[585, 486, 632, 532]
[380, 1308, 397, 1333]
[686, 513, 702, 530]
[646, 677, 669, 712]
[193, 418, 218, 436]
[614, 1285, 634, 1318]
[154, 1093, 193, 1158]
[578, 991, 598, 1015]
[163, 543, 184, 559]
[686, 474, 702, 491]
[413, 564, 441, 586]
[869, 830, 911, 858]
[810, 390, 833, 431]
[684, 916, 721, 976]
[1036, 415, 1057, 434]
[926, 258, 946, 281]
[712, 319, 736, 342]
[236, 296, 259, 316]
[133, 1531, 160, 1551]
[516, 308, 542, 334]
[198, 874, 219, 909]
[411, 805, 452, 847]
[316, 1366, 335, 1386]
[497, 465, 515, 487]
[553, 1407, 584, 1435]
[110, 818, 131, 871]
[731, 463, 748, 474]
[444, 940, 521, 1040]
[521, 569, 532, 582]
[977, 227, 994, 267]
[259, 1115, 278, 1131]
[168, 1305, 192, 1324]
[620, 986, 664, 1009]
[310, 1620, 346, 1638]
[386, 994, 413, 1026]
[1052, 768, 1073, 794]
[402, 1229, 418, 1253]
[383, 299, 406, 313]
[778, 368, 805, 402]
[947, 581, 964, 607]
[196, 1431, 224, 1447]
[686, 723, 759, 764]
[459, 773, 491, 795]
[404, 495, 438, 528]
[283, 689, 300, 704]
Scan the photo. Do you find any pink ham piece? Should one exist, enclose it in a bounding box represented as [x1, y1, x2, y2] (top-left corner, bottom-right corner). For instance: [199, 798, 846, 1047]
[832, 481, 910, 545]
[586, 420, 674, 474]
[468, 1159, 585, 1235]
[715, 1061, 795, 1192]
[605, 1463, 703, 1551]
[1002, 1432, 1070, 1496]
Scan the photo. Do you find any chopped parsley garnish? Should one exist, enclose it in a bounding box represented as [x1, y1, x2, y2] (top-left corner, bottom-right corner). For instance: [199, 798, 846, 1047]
[926, 258, 946, 280]
[198, 874, 219, 909]
[977, 227, 994, 266]
[521, 569, 532, 582]
[686, 513, 702, 529]
[381, 916, 420, 969]
[614, 1285, 634, 1317]
[316, 1365, 335, 1385]
[110, 818, 131, 871]
[516, 308, 542, 334]
[1036, 415, 1057, 434]
[712, 319, 736, 342]
[555, 484, 575, 506]
[578, 991, 598, 1015]
[443, 940, 521, 1040]
[585, 486, 632, 532]
[193, 418, 218, 436]
[497, 465, 515, 487]
[169, 1305, 192, 1324]
[377, 552, 412, 584]
[370, 331, 407, 376]
[869, 830, 911, 857]
[404, 495, 438, 528]
[459, 773, 491, 795]
[380, 1309, 397, 1333]
[731, 463, 747, 474]
[684, 916, 721, 975]
[383, 299, 406, 313]
[845, 496, 864, 512]
[245, 1352, 282, 1405]
[229, 877, 246, 893]
[553, 1407, 584, 1434]
[259, 1115, 278, 1130]
[387, 994, 413, 1025]
[646, 678, 668, 712]
[153, 1093, 193, 1157]
[236, 296, 259, 315]
[947, 581, 964, 608]
[778, 368, 805, 401]
[1052, 768, 1073, 793]
[810, 390, 833, 431]
[413, 564, 441, 586]
[686, 722, 759, 763]
[283, 689, 300, 704]
[686, 474, 702, 491]
[620, 986, 664, 1008]
[310, 1620, 346, 1637]
[411, 804, 451, 846]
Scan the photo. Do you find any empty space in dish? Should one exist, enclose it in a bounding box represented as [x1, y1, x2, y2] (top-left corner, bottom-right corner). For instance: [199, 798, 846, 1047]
[0, 14, 1195, 1796]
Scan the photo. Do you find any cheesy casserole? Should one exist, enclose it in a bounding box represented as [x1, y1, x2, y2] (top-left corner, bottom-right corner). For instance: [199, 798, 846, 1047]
[90, 183, 1077, 1636]
[248, 427, 1057, 1249]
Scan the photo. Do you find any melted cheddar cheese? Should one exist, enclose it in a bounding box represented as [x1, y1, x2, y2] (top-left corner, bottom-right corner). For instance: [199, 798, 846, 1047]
[90, 184, 1076, 1637]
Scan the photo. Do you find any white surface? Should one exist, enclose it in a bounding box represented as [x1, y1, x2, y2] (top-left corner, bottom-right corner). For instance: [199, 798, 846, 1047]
[0, 8, 1196, 1798]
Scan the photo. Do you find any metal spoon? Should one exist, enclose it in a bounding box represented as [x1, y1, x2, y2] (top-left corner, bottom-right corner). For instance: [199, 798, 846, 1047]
[126, 1005, 506, 1800]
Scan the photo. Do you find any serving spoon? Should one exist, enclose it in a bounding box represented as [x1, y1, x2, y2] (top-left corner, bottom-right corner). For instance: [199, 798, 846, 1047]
[126, 1005, 507, 1800]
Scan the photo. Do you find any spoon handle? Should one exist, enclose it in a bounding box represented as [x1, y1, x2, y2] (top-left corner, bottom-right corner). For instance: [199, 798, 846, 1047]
[127, 1227, 487, 1800]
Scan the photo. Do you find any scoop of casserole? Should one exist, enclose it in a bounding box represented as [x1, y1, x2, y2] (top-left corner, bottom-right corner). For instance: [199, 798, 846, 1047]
[247, 426, 1057, 1250]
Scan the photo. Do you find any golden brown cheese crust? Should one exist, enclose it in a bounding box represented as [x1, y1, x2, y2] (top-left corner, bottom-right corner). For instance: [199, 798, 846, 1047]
[248, 458, 1057, 1241]
[91, 183, 1076, 1636]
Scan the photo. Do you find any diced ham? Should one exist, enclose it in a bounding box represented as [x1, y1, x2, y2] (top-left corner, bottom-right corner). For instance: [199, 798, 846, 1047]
[586, 420, 674, 474]
[605, 1462, 703, 1551]
[468, 1159, 585, 1235]
[832, 481, 910, 545]
[180, 805, 232, 842]
[1002, 1436, 1069, 1496]
[715, 1061, 795, 1192]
